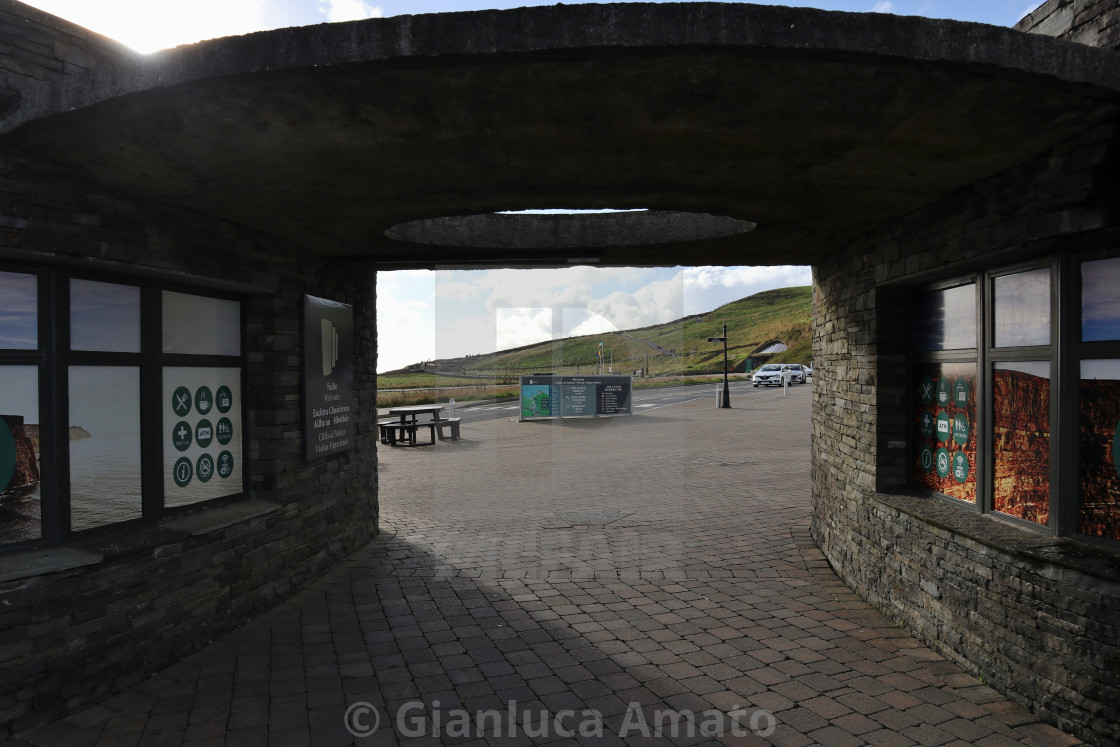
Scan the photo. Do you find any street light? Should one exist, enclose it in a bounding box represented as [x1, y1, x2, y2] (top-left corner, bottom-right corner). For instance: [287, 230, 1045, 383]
[706, 324, 731, 409]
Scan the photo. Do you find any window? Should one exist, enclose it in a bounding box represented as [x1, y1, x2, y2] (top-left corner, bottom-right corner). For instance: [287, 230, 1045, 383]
[910, 256, 1120, 545]
[911, 282, 976, 504]
[0, 269, 244, 549]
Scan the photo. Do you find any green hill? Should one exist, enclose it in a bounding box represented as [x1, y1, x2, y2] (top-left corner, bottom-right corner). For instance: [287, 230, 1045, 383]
[381, 286, 811, 386]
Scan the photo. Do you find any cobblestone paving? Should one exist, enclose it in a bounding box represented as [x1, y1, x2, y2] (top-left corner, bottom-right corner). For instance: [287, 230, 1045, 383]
[14, 387, 1080, 746]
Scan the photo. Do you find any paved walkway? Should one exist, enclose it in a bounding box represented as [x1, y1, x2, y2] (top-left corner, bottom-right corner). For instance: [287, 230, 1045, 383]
[13, 386, 1079, 746]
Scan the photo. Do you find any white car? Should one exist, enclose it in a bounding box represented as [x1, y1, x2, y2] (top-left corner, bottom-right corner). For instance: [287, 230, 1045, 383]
[753, 364, 791, 387]
[786, 364, 808, 383]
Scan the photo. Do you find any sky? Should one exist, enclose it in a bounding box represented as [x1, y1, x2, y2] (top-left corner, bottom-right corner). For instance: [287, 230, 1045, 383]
[19, 0, 1045, 372]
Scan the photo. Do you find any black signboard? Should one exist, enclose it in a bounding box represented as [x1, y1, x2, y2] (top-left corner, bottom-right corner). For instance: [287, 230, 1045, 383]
[302, 295, 356, 459]
[520, 375, 632, 420]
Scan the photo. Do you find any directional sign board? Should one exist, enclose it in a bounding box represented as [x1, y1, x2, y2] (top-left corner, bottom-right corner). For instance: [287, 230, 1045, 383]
[706, 336, 727, 342]
[520, 375, 632, 420]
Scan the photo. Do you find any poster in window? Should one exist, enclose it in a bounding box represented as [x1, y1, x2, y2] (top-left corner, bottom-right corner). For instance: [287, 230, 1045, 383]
[302, 295, 355, 460]
[913, 362, 975, 503]
[992, 361, 1050, 525]
[1080, 360, 1120, 540]
[163, 367, 242, 507]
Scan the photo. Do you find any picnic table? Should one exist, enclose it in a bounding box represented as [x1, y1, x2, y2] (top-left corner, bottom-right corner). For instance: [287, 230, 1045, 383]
[378, 405, 461, 446]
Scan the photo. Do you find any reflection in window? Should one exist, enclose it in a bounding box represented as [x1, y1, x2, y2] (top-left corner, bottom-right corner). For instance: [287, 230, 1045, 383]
[993, 361, 1050, 525]
[1082, 258, 1120, 342]
[913, 362, 976, 503]
[71, 279, 140, 353]
[1080, 359, 1120, 540]
[69, 367, 142, 531]
[0, 271, 37, 349]
[0, 366, 41, 542]
[994, 268, 1050, 347]
[913, 284, 976, 351]
[162, 291, 240, 356]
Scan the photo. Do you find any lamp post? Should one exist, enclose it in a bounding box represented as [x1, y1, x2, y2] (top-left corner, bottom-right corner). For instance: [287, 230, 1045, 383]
[706, 324, 731, 408]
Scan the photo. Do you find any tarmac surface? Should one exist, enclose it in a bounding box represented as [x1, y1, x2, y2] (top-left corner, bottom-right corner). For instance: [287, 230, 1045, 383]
[14, 386, 1081, 745]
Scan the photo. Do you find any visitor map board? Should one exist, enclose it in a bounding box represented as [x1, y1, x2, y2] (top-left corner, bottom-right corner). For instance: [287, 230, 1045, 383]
[302, 295, 356, 460]
[520, 375, 632, 420]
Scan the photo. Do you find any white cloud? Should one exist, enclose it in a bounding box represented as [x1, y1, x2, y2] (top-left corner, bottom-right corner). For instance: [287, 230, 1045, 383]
[22, 0, 268, 53]
[318, 0, 383, 23]
[872, 1, 893, 12]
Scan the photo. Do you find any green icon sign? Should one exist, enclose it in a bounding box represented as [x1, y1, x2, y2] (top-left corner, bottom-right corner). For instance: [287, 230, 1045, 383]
[172, 420, 193, 451]
[919, 410, 934, 439]
[935, 448, 951, 478]
[216, 417, 233, 446]
[217, 450, 234, 479]
[195, 386, 214, 416]
[216, 386, 233, 414]
[196, 453, 215, 483]
[936, 411, 952, 443]
[0, 419, 16, 492]
[196, 419, 214, 448]
[953, 414, 969, 446]
[953, 378, 969, 407]
[172, 386, 192, 417]
[919, 377, 935, 406]
[936, 378, 951, 405]
[919, 445, 933, 473]
[173, 457, 193, 487]
[952, 452, 970, 484]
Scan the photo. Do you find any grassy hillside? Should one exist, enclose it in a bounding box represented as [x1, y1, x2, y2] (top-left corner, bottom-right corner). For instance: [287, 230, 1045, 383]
[381, 286, 812, 387]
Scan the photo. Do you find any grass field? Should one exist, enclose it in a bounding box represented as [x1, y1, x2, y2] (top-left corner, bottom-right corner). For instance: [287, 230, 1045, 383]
[377, 285, 812, 406]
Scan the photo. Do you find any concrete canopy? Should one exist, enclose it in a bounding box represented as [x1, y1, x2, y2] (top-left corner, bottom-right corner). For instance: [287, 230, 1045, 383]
[3, 2, 1120, 269]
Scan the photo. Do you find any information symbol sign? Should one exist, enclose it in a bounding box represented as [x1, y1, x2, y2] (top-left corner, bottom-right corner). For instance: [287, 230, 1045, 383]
[172, 421, 193, 452]
[172, 387, 192, 417]
[216, 417, 233, 446]
[216, 386, 233, 414]
[217, 450, 234, 479]
[173, 457, 193, 487]
[196, 453, 214, 483]
[935, 448, 951, 478]
[195, 386, 213, 415]
[952, 452, 970, 484]
[953, 414, 970, 446]
[195, 419, 214, 448]
[919, 445, 933, 473]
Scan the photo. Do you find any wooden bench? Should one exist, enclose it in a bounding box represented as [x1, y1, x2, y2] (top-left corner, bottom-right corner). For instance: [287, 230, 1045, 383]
[434, 417, 461, 441]
[377, 420, 435, 446]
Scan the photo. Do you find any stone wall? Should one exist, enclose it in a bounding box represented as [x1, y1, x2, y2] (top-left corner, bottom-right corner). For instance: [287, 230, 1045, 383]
[1015, 0, 1120, 50]
[0, 136, 379, 734]
[811, 121, 1120, 746]
[0, 0, 136, 119]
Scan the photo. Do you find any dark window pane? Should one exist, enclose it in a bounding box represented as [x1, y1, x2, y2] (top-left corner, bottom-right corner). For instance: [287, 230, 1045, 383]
[69, 367, 142, 530]
[1080, 359, 1120, 540]
[1082, 258, 1120, 342]
[994, 268, 1050, 347]
[913, 362, 976, 503]
[993, 361, 1050, 525]
[0, 271, 37, 350]
[913, 284, 975, 351]
[70, 279, 140, 353]
[0, 366, 41, 543]
[162, 292, 240, 356]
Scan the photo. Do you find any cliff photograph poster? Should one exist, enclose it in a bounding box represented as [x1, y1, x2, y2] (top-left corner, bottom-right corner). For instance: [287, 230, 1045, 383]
[302, 295, 356, 460]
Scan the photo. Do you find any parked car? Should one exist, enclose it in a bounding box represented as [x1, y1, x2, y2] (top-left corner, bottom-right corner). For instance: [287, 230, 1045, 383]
[752, 363, 791, 387]
[786, 364, 808, 384]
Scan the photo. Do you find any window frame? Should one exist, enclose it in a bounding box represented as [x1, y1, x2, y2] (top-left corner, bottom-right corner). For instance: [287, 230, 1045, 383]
[910, 252, 1120, 546]
[0, 264, 248, 552]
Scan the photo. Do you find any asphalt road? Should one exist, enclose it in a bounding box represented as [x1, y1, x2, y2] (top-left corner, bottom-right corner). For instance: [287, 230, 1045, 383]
[448, 378, 811, 425]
